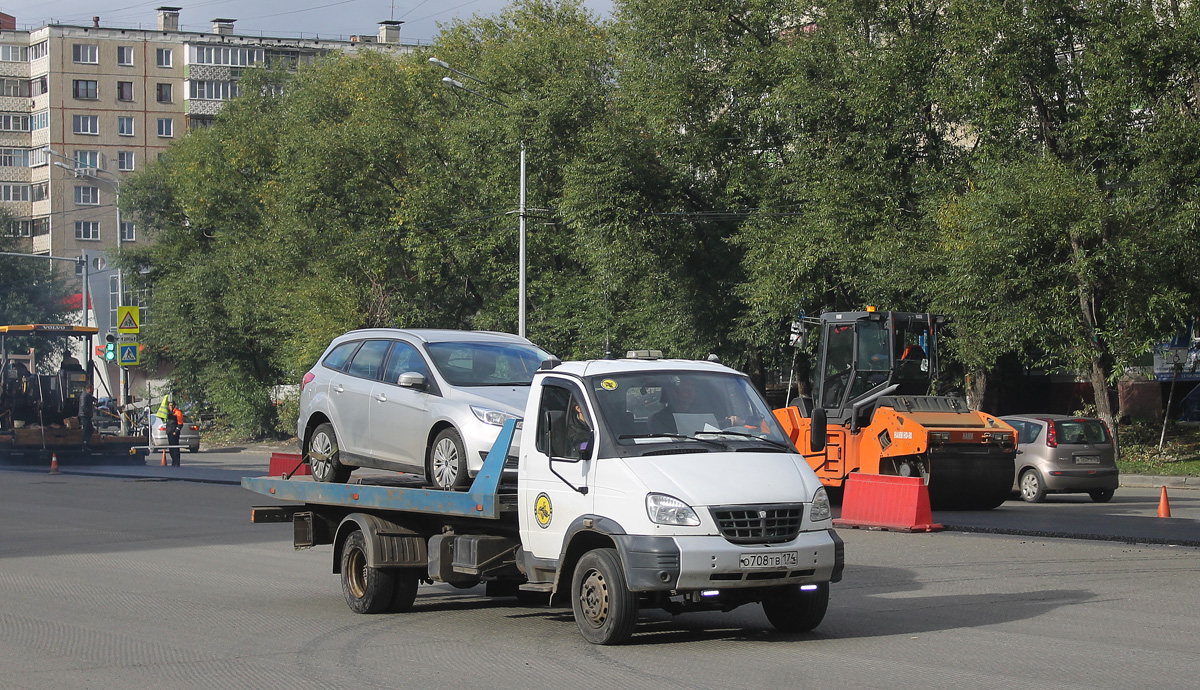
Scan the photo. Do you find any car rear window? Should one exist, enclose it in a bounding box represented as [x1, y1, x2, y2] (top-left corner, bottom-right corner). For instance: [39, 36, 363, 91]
[1054, 419, 1110, 445]
[322, 341, 359, 372]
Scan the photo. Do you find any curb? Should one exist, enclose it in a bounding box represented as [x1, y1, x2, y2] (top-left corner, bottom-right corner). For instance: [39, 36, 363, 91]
[1120, 475, 1200, 490]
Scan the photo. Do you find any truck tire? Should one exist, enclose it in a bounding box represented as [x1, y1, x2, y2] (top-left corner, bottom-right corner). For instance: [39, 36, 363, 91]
[309, 423, 351, 483]
[388, 568, 422, 613]
[341, 530, 396, 614]
[762, 582, 829, 633]
[428, 428, 469, 491]
[571, 548, 639, 645]
[1019, 468, 1046, 503]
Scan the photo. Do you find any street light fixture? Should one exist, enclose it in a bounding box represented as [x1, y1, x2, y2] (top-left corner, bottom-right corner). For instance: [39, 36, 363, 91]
[430, 57, 528, 339]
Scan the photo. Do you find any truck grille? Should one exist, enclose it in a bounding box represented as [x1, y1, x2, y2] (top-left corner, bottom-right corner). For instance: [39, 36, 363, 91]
[710, 504, 804, 544]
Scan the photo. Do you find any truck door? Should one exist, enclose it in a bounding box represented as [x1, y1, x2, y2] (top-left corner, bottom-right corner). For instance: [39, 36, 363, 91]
[519, 378, 595, 561]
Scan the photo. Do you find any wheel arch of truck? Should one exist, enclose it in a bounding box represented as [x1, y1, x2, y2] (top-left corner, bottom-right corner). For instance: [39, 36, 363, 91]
[550, 515, 682, 598]
[332, 512, 428, 574]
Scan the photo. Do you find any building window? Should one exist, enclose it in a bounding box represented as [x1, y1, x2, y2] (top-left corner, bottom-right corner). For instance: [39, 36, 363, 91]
[1, 78, 30, 97]
[0, 184, 30, 201]
[31, 111, 48, 131]
[75, 221, 100, 240]
[29, 42, 48, 61]
[117, 151, 135, 171]
[75, 150, 99, 169]
[0, 149, 29, 167]
[189, 80, 240, 101]
[5, 220, 32, 237]
[73, 79, 98, 100]
[28, 147, 49, 168]
[75, 186, 100, 205]
[118, 116, 135, 136]
[31, 181, 48, 201]
[30, 76, 47, 96]
[73, 115, 99, 135]
[73, 44, 99, 64]
[0, 114, 30, 131]
[117, 81, 134, 101]
[157, 118, 173, 138]
[120, 221, 136, 242]
[117, 46, 134, 66]
[156, 48, 172, 68]
[190, 45, 264, 66]
[156, 83, 173, 103]
[0, 45, 28, 62]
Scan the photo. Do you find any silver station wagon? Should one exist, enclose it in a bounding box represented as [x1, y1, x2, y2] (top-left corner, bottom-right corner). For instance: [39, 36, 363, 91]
[298, 329, 553, 490]
[1001, 414, 1120, 503]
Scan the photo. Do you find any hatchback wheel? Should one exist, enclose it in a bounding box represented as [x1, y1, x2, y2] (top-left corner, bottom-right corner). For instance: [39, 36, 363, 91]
[428, 428, 469, 490]
[1089, 489, 1115, 503]
[308, 422, 351, 483]
[1019, 468, 1046, 503]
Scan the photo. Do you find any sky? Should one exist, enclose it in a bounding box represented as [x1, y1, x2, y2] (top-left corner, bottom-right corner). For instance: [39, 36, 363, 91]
[1, 0, 614, 44]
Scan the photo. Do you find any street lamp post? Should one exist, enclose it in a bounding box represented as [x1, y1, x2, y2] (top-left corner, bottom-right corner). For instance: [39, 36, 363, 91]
[430, 57, 528, 338]
[52, 153, 128, 434]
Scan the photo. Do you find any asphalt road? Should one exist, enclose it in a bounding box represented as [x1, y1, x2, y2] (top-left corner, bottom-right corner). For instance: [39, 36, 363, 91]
[2, 469, 1199, 689]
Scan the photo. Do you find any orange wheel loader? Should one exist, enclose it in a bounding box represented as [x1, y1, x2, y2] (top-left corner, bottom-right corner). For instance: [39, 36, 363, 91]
[774, 310, 1017, 510]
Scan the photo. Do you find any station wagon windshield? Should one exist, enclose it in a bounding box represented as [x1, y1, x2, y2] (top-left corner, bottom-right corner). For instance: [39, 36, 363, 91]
[589, 371, 794, 452]
[426, 342, 552, 386]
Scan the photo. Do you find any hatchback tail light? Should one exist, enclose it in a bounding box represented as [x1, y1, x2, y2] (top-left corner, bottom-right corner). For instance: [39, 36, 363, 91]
[301, 371, 315, 392]
[1041, 419, 1057, 447]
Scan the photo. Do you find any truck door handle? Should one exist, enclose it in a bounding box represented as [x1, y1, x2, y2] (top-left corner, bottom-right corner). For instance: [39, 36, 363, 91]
[374, 393, 387, 402]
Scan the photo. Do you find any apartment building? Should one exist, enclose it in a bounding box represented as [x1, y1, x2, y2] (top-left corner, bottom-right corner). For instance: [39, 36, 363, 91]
[0, 6, 408, 326]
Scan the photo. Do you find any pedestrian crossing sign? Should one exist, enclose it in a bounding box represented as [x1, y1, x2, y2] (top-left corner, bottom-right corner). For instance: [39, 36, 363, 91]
[117, 306, 140, 334]
[118, 343, 140, 366]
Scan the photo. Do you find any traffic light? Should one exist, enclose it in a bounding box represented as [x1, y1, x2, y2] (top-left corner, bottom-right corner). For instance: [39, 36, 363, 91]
[104, 334, 116, 362]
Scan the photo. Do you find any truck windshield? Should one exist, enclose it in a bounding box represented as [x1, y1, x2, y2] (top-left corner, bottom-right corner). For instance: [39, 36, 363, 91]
[426, 342, 553, 386]
[589, 371, 794, 451]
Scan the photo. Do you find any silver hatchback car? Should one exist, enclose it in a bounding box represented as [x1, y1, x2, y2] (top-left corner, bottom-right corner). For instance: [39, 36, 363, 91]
[298, 329, 553, 489]
[1001, 415, 1119, 503]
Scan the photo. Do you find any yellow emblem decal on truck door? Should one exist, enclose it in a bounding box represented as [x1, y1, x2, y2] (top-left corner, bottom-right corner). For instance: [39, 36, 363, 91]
[535, 492, 552, 528]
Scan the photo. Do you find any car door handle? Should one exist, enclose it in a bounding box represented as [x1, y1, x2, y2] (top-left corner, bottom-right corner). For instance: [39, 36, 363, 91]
[374, 393, 387, 402]
[334, 384, 344, 393]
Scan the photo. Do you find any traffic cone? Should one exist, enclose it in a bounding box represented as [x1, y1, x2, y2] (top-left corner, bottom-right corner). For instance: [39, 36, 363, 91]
[161, 450, 168, 467]
[1158, 486, 1172, 518]
[49, 453, 60, 474]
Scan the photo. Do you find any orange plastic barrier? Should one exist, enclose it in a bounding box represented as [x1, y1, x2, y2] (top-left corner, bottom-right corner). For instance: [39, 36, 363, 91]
[834, 473, 943, 533]
[268, 452, 310, 477]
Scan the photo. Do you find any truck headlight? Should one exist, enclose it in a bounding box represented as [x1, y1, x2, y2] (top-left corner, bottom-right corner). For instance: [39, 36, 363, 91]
[471, 405, 518, 427]
[810, 487, 831, 522]
[646, 493, 701, 526]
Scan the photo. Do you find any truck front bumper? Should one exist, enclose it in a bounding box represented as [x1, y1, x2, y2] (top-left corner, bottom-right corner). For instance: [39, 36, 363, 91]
[614, 529, 843, 593]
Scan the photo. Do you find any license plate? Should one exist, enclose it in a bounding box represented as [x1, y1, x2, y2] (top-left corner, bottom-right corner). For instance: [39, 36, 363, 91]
[739, 551, 798, 570]
[1076, 455, 1101, 465]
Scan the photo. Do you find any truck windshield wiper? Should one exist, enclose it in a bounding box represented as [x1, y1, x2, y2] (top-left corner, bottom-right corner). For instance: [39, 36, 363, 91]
[618, 433, 729, 450]
[701, 430, 793, 451]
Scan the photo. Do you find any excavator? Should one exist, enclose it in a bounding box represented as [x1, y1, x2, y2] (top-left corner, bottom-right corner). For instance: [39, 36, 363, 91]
[773, 308, 1017, 510]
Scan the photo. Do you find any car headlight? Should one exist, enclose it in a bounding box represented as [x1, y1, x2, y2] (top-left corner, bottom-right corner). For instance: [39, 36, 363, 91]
[810, 487, 831, 522]
[471, 405, 518, 426]
[646, 493, 701, 526]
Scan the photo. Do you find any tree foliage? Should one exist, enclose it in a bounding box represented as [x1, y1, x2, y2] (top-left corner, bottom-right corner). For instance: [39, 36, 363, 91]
[122, 0, 1200, 438]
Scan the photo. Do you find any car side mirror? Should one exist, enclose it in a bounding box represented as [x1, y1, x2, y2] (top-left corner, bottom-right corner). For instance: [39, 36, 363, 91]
[397, 372, 426, 389]
[809, 406, 827, 453]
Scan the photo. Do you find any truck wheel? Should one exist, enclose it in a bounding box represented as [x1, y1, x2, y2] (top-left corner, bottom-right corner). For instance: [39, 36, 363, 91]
[388, 568, 422, 613]
[428, 428, 469, 490]
[762, 582, 829, 633]
[341, 530, 396, 614]
[309, 423, 351, 483]
[571, 548, 639, 645]
[1019, 468, 1046, 503]
[1089, 489, 1115, 503]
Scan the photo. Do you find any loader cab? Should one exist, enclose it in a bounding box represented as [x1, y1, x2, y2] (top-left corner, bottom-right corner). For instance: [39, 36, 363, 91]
[813, 311, 944, 424]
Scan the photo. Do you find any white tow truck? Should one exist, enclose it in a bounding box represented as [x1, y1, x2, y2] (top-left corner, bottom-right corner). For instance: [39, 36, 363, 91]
[245, 353, 841, 644]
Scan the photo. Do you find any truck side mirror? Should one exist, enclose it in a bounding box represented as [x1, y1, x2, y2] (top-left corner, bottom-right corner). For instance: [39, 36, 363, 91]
[397, 372, 425, 389]
[542, 409, 589, 463]
[809, 407, 827, 453]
